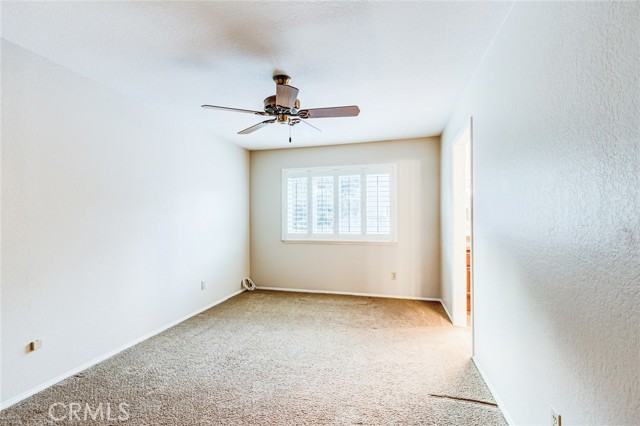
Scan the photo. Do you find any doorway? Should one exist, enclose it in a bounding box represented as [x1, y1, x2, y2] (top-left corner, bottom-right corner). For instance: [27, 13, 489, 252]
[452, 119, 473, 335]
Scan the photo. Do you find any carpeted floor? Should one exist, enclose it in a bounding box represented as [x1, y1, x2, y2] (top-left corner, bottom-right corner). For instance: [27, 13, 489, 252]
[1, 290, 507, 425]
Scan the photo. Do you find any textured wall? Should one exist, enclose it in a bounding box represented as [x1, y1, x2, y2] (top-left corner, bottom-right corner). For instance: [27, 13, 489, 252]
[251, 139, 441, 299]
[441, 2, 640, 424]
[1, 41, 250, 404]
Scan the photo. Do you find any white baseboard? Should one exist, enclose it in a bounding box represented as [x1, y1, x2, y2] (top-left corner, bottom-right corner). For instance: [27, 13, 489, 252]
[0, 288, 244, 411]
[439, 299, 454, 323]
[256, 287, 454, 323]
[256, 286, 441, 302]
[472, 356, 515, 426]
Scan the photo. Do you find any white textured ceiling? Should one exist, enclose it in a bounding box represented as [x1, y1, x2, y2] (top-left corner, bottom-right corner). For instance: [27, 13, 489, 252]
[1, 1, 512, 150]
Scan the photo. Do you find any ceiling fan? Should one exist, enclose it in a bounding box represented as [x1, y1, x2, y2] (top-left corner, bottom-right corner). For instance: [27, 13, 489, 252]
[201, 74, 360, 142]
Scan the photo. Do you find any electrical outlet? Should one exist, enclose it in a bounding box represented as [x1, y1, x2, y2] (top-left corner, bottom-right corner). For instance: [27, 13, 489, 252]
[391, 272, 397, 280]
[551, 406, 561, 426]
[201, 281, 206, 291]
[29, 339, 42, 352]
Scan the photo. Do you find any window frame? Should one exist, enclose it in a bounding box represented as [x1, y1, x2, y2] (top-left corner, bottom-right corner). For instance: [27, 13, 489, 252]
[281, 163, 397, 244]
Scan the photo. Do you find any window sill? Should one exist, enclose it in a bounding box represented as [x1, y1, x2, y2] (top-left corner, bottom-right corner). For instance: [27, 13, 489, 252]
[281, 239, 397, 246]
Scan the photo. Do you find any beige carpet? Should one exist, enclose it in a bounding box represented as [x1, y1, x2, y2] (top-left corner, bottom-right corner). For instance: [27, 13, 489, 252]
[1, 290, 507, 425]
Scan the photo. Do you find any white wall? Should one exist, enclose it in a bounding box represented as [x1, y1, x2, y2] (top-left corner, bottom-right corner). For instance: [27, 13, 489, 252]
[1, 40, 250, 405]
[440, 2, 639, 424]
[250, 138, 440, 299]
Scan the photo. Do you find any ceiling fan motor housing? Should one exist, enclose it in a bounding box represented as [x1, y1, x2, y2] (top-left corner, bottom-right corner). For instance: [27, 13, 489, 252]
[263, 95, 300, 115]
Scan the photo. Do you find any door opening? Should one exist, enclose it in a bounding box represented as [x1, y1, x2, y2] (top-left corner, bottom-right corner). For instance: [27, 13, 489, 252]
[452, 119, 473, 337]
[464, 140, 472, 327]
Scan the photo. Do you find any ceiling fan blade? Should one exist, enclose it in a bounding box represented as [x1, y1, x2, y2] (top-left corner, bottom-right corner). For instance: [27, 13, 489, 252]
[276, 84, 299, 109]
[238, 119, 276, 135]
[299, 105, 360, 119]
[299, 119, 322, 132]
[201, 105, 268, 116]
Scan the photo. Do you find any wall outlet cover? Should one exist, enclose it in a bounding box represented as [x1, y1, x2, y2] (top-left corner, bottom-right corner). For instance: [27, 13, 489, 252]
[551, 406, 561, 426]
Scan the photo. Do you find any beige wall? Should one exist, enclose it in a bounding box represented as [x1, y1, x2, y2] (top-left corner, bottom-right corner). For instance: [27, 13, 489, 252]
[250, 138, 440, 299]
[440, 2, 639, 424]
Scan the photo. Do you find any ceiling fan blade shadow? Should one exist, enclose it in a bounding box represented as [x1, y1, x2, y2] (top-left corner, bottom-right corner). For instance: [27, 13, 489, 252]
[300, 106, 360, 119]
[238, 119, 276, 134]
[276, 85, 299, 109]
[202, 105, 268, 115]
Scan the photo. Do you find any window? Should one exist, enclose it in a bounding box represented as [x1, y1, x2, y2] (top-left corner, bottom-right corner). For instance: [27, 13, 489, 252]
[282, 164, 396, 242]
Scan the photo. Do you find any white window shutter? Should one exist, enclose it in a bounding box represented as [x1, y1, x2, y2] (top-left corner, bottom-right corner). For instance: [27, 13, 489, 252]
[287, 176, 308, 234]
[283, 164, 395, 242]
[312, 176, 334, 234]
[338, 175, 362, 234]
[366, 173, 391, 235]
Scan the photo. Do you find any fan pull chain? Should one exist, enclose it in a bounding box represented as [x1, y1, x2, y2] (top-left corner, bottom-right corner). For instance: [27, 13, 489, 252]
[289, 124, 292, 143]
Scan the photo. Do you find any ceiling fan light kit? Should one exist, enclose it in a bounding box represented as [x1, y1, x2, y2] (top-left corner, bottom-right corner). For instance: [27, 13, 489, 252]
[202, 74, 360, 143]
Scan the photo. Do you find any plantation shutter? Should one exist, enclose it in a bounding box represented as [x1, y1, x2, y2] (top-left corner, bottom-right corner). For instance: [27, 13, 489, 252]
[338, 175, 362, 234]
[366, 173, 391, 235]
[312, 176, 334, 234]
[287, 176, 308, 233]
[283, 164, 395, 242]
